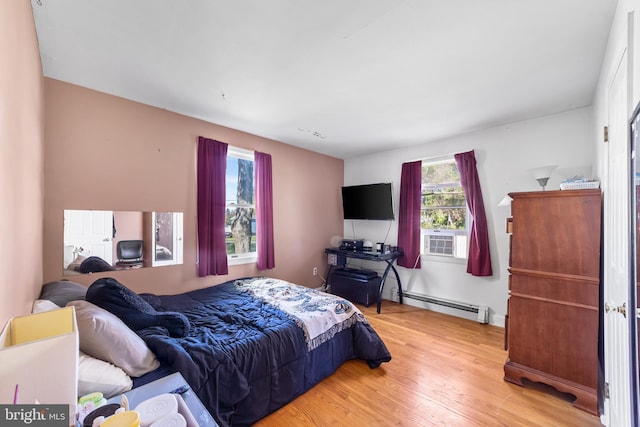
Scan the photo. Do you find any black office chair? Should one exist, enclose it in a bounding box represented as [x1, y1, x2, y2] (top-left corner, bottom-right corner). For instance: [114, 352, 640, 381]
[115, 240, 144, 268]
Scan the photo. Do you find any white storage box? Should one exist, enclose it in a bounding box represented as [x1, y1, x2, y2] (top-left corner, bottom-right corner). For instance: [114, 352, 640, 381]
[0, 306, 79, 426]
[559, 181, 600, 190]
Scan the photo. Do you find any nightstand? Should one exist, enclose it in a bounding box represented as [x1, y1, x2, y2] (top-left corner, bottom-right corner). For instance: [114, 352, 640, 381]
[107, 372, 218, 426]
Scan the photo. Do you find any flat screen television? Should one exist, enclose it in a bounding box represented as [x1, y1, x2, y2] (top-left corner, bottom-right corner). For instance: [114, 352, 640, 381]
[341, 183, 394, 220]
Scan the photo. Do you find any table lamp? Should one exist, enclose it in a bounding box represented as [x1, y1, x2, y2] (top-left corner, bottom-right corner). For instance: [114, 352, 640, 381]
[529, 165, 557, 190]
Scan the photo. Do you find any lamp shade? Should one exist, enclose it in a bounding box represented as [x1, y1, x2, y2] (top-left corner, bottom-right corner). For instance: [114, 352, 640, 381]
[529, 165, 558, 190]
[529, 165, 558, 180]
[497, 195, 512, 207]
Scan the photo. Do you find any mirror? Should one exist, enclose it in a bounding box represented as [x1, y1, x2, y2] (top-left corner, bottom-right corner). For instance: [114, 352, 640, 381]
[63, 210, 183, 275]
[632, 106, 640, 395]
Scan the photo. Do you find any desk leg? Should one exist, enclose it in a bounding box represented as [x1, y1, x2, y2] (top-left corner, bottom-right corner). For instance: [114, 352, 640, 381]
[390, 264, 403, 304]
[377, 261, 403, 314]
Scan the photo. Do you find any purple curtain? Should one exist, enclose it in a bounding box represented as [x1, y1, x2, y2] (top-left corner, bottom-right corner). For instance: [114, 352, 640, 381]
[255, 151, 275, 270]
[197, 137, 229, 276]
[454, 150, 493, 276]
[397, 160, 422, 268]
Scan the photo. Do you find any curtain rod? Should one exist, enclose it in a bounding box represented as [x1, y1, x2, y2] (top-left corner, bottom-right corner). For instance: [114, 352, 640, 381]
[405, 151, 465, 164]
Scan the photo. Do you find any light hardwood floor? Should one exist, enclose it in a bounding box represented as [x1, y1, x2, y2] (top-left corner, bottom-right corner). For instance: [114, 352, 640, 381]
[255, 301, 602, 426]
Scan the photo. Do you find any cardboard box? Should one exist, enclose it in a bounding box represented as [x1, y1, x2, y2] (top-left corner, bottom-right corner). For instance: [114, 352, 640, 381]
[0, 306, 79, 426]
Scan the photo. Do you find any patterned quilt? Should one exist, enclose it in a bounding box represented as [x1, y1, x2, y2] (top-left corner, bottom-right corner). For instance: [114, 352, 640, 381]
[235, 277, 367, 350]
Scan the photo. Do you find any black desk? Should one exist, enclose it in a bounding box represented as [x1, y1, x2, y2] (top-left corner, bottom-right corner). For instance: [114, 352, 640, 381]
[324, 247, 403, 313]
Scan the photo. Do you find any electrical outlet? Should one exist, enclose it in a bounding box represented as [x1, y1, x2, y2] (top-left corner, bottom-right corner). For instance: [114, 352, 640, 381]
[312, 267, 318, 276]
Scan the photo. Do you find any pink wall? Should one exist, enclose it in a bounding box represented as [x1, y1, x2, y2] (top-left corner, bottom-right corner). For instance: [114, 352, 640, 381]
[0, 1, 45, 325]
[43, 79, 344, 295]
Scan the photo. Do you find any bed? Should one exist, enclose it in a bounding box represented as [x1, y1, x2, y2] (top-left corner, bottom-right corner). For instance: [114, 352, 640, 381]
[37, 277, 391, 426]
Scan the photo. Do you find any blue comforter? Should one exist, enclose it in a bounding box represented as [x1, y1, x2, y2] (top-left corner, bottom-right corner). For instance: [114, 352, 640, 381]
[135, 278, 391, 426]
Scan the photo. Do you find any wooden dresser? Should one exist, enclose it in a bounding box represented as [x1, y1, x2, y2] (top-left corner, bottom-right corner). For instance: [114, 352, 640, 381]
[503, 189, 602, 415]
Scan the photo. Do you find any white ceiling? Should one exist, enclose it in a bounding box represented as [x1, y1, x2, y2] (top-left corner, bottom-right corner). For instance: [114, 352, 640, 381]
[31, 0, 617, 159]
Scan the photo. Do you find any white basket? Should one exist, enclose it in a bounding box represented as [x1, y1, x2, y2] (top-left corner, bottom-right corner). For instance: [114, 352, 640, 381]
[559, 181, 600, 190]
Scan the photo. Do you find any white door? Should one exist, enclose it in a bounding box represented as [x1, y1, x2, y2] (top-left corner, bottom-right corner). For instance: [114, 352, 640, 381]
[602, 48, 633, 426]
[64, 210, 114, 265]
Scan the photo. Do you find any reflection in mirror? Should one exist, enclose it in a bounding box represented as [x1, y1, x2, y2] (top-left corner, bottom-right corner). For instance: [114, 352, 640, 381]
[152, 211, 183, 266]
[63, 210, 183, 275]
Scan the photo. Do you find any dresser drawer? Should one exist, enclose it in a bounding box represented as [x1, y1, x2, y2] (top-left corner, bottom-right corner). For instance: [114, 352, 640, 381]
[509, 271, 598, 309]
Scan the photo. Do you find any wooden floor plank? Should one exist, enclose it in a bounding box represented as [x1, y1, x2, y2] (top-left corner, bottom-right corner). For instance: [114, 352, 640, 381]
[255, 301, 602, 426]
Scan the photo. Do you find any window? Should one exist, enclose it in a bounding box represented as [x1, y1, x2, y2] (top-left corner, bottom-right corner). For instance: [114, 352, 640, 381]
[421, 158, 468, 259]
[225, 146, 256, 264]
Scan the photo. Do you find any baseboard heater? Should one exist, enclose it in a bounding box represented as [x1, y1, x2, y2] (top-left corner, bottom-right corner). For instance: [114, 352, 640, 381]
[402, 292, 489, 324]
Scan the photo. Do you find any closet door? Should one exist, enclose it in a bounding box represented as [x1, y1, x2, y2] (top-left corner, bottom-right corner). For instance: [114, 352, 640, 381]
[602, 47, 632, 426]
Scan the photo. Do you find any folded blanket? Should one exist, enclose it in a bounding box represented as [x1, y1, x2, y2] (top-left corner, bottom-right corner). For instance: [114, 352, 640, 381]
[86, 277, 190, 338]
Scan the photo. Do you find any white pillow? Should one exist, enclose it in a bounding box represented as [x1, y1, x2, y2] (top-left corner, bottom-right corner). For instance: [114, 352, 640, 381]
[78, 351, 133, 398]
[67, 300, 160, 377]
[32, 299, 61, 313]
